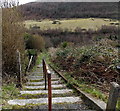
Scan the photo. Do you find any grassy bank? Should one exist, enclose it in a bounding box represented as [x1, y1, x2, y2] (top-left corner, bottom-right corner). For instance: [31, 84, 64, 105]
[2, 83, 20, 109]
[43, 50, 108, 102]
[52, 64, 120, 110]
[49, 40, 119, 109]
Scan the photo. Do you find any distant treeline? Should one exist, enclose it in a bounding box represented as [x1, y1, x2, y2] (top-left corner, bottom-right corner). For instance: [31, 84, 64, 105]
[27, 26, 119, 48]
[19, 2, 118, 20]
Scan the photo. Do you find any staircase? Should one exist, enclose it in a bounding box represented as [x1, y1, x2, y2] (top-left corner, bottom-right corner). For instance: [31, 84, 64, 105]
[8, 64, 90, 110]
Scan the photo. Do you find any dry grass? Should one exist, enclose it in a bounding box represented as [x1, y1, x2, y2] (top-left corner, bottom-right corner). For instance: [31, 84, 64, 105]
[2, 8, 26, 77]
[24, 18, 118, 31]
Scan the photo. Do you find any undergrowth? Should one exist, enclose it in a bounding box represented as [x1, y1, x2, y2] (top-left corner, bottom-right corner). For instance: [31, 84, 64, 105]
[50, 39, 120, 110]
[2, 83, 20, 109]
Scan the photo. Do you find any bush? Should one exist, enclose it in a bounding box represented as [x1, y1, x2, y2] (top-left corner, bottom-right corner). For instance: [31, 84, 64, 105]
[99, 25, 118, 34]
[2, 8, 26, 78]
[26, 34, 45, 51]
[61, 42, 68, 48]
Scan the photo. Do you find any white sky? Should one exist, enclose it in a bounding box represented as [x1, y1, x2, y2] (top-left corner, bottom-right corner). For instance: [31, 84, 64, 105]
[19, 0, 119, 5]
[19, 0, 36, 4]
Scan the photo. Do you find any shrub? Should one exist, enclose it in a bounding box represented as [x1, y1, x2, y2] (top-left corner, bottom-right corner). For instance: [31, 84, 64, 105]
[99, 25, 118, 34]
[26, 34, 45, 51]
[61, 42, 68, 48]
[52, 40, 120, 84]
[2, 8, 26, 78]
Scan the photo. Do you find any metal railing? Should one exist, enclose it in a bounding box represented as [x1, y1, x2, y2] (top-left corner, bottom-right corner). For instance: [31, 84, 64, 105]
[42, 59, 52, 111]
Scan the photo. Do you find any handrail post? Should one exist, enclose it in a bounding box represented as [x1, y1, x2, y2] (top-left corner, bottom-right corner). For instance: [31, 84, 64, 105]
[48, 72, 52, 111]
[42, 59, 47, 90]
[106, 82, 120, 111]
[42, 59, 52, 111]
[16, 50, 22, 88]
[42, 59, 45, 78]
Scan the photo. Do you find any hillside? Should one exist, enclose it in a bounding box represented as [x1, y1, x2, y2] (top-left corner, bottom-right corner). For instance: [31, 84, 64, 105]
[19, 2, 118, 20]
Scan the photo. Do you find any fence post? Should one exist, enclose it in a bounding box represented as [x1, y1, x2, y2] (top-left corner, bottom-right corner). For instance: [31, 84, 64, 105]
[16, 50, 22, 88]
[27, 55, 33, 72]
[48, 71, 52, 111]
[106, 82, 120, 111]
[42, 59, 47, 90]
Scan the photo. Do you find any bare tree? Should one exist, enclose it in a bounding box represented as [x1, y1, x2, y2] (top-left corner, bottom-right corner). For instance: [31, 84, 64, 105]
[0, 0, 19, 8]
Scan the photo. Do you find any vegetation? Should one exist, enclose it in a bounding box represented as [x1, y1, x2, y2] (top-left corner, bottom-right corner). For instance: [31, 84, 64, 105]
[26, 24, 119, 47]
[51, 40, 119, 86]
[50, 39, 120, 109]
[25, 34, 45, 51]
[63, 71, 107, 102]
[2, 83, 20, 109]
[2, 7, 46, 81]
[2, 7, 27, 81]
[2, 1, 46, 109]
[19, 2, 118, 20]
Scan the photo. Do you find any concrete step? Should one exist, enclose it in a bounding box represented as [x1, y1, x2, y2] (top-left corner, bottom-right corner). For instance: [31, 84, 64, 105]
[37, 64, 42, 68]
[28, 77, 43, 79]
[19, 92, 75, 99]
[28, 77, 43, 80]
[32, 71, 43, 73]
[32, 103, 89, 110]
[28, 76, 43, 78]
[30, 74, 58, 78]
[20, 89, 73, 95]
[29, 78, 60, 81]
[24, 84, 66, 90]
[26, 81, 62, 85]
[8, 97, 81, 106]
[32, 72, 43, 75]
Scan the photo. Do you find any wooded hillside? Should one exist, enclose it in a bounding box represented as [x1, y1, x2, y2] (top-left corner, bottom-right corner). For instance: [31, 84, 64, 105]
[19, 2, 118, 20]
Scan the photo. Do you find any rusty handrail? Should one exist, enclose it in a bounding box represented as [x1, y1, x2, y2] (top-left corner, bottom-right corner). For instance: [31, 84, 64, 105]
[42, 59, 52, 111]
[48, 70, 52, 111]
[42, 59, 47, 90]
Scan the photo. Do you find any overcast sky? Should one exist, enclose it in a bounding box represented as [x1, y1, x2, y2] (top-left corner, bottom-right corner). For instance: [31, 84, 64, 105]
[19, 0, 119, 5]
[19, 0, 36, 4]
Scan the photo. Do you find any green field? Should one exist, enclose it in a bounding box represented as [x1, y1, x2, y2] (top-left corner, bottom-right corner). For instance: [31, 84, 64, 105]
[24, 18, 119, 31]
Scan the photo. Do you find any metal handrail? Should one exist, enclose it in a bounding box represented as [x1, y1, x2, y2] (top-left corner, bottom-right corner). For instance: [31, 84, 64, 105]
[42, 59, 52, 111]
[42, 59, 47, 90]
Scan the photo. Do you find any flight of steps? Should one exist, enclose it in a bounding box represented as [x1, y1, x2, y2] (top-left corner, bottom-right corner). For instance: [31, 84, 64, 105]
[8, 64, 90, 110]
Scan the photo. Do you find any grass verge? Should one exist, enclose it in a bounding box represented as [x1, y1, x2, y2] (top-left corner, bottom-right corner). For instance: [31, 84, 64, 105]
[52, 64, 108, 102]
[2, 83, 21, 109]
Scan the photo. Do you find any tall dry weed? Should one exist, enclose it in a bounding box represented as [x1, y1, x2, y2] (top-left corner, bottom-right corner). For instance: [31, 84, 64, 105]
[2, 7, 25, 78]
